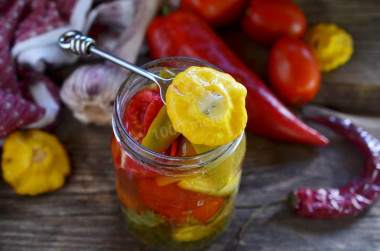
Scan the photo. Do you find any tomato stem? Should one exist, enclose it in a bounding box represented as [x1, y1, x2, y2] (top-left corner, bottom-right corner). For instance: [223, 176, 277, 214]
[161, 1, 171, 16]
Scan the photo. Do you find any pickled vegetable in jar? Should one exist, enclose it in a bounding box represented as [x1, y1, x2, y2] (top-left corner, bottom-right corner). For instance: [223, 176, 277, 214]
[111, 57, 247, 250]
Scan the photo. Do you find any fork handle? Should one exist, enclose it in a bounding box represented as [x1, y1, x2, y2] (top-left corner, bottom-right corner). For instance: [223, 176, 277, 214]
[58, 30, 157, 83]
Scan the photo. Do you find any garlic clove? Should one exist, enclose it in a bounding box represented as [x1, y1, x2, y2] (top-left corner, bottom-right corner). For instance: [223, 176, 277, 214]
[60, 64, 128, 125]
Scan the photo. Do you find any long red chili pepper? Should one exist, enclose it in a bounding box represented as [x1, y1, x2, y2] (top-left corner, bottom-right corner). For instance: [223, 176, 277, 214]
[239, 115, 380, 243]
[147, 10, 328, 146]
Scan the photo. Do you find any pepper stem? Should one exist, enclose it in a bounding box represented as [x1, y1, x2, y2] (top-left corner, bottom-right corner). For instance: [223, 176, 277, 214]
[238, 198, 287, 245]
[161, 1, 171, 16]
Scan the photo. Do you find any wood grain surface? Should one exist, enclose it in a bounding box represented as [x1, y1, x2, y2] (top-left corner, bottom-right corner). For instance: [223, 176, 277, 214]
[1, 0, 380, 250]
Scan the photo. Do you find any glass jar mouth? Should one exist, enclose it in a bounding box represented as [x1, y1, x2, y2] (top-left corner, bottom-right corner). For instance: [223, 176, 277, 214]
[112, 56, 244, 172]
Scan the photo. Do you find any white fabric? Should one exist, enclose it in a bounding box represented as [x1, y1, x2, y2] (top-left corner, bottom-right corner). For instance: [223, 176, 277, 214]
[26, 82, 60, 128]
[11, 0, 92, 71]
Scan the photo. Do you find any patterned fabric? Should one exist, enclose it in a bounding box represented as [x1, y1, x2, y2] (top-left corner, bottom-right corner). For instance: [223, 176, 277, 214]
[0, 0, 68, 137]
[0, 0, 136, 138]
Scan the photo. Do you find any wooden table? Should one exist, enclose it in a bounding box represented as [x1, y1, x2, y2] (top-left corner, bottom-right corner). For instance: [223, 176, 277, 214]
[1, 0, 380, 250]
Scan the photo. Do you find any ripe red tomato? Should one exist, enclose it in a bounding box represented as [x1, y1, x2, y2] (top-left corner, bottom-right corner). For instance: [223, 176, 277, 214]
[241, 0, 307, 47]
[137, 179, 226, 224]
[181, 0, 246, 27]
[119, 89, 163, 179]
[123, 89, 160, 142]
[268, 37, 321, 106]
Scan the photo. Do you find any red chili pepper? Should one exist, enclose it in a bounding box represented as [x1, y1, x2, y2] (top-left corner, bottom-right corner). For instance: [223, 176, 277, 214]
[180, 0, 247, 27]
[290, 115, 380, 218]
[147, 10, 328, 145]
[239, 115, 380, 244]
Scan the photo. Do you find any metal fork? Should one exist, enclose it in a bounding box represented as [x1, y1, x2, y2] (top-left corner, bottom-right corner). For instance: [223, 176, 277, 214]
[58, 30, 172, 104]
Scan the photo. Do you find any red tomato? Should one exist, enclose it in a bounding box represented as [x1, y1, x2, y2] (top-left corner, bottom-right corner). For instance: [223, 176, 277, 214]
[124, 89, 160, 142]
[137, 179, 226, 224]
[268, 37, 321, 106]
[181, 0, 246, 27]
[120, 89, 163, 178]
[241, 0, 306, 47]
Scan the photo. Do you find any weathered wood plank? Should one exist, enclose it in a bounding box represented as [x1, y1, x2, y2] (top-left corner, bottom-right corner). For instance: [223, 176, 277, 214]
[2, 1, 380, 250]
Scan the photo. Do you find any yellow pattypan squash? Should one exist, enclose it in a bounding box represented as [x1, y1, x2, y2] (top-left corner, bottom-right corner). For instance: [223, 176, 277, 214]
[305, 23, 353, 72]
[1, 130, 70, 196]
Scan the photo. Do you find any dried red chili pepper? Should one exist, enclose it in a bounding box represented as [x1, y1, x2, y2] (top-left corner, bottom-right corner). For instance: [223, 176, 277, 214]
[239, 115, 380, 244]
[290, 115, 380, 218]
[147, 10, 328, 146]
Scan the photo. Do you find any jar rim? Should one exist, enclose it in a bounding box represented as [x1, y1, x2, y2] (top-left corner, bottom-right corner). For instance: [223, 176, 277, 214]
[112, 56, 243, 172]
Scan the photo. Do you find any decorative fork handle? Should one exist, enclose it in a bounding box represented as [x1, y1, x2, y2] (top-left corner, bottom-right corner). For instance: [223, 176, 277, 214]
[57, 30, 167, 101]
[58, 30, 95, 56]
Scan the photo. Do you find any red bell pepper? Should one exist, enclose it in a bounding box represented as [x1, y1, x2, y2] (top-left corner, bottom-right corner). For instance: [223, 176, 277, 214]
[146, 10, 328, 146]
[180, 0, 247, 27]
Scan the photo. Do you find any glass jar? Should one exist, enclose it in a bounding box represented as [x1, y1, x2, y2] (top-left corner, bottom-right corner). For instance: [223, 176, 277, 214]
[111, 57, 246, 250]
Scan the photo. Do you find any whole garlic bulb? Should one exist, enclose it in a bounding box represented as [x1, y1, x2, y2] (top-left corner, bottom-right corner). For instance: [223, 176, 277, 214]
[60, 64, 128, 125]
[60, 0, 161, 126]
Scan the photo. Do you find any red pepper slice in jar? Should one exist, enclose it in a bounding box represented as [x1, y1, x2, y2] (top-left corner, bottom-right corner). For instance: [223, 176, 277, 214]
[143, 94, 164, 135]
[176, 136, 198, 157]
[169, 137, 179, 156]
[147, 10, 328, 146]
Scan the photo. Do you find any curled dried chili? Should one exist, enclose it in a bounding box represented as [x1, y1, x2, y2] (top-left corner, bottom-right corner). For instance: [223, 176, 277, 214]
[239, 115, 380, 243]
[291, 115, 380, 218]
